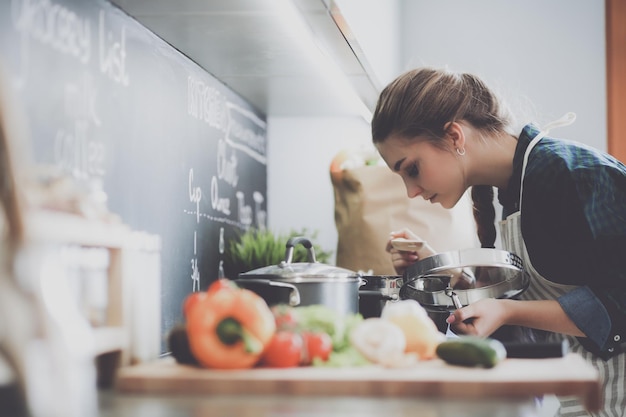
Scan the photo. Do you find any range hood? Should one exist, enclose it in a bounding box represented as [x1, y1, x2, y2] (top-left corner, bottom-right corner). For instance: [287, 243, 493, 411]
[111, 0, 381, 118]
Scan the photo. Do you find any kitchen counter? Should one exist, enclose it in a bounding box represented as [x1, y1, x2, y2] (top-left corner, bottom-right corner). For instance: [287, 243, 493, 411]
[107, 353, 600, 417]
[1, 353, 597, 417]
[98, 390, 542, 417]
[0, 384, 548, 417]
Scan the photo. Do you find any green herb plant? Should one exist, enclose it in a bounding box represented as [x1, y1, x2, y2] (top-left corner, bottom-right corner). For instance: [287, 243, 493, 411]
[226, 228, 332, 274]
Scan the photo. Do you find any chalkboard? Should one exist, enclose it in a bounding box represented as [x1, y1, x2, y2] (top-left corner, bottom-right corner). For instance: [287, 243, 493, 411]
[0, 0, 268, 352]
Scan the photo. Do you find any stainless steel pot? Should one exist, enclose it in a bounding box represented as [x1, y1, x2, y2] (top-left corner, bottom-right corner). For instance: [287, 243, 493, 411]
[400, 248, 529, 312]
[358, 275, 402, 318]
[236, 236, 362, 316]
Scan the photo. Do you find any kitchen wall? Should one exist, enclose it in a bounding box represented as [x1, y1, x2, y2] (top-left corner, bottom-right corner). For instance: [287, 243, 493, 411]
[402, 0, 606, 150]
[267, 0, 606, 263]
[332, 0, 402, 87]
[267, 116, 371, 262]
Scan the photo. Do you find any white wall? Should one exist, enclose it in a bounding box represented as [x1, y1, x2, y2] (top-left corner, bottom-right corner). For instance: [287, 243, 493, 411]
[334, 0, 403, 87]
[267, 0, 606, 263]
[266, 116, 371, 263]
[402, 0, 606, 150]
[264, 0, 402, 262]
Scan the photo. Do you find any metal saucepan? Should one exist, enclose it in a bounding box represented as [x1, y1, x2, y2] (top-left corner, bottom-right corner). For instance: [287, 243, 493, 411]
[358, 275, 403, 318]
[400, 248, 529, 312]
[236, 236, 363, 316]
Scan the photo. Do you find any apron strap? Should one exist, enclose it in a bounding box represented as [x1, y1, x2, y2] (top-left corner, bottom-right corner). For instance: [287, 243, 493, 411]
[540, 111, 577, 132]
[519, 112, 576, 205]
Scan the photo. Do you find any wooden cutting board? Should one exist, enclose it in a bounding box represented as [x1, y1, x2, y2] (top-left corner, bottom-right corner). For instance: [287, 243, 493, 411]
[116, 354, 601, 412]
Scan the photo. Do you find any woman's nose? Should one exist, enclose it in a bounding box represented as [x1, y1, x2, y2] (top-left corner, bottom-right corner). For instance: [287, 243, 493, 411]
[406, 183, 423, 199]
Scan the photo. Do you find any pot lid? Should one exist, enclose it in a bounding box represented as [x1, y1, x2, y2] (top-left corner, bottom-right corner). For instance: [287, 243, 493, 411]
[237, 236, 359, 282]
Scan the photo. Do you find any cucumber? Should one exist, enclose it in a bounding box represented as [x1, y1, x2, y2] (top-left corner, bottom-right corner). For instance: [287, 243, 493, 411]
[436, 336, 506, 368]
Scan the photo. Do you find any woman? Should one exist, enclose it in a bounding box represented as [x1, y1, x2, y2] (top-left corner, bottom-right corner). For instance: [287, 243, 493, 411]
[373, 67, 626, 417]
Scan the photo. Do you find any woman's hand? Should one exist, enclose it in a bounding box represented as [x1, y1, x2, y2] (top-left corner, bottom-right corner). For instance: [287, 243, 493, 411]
[445, 298, 508, 337]
[386, 228, 436, 275]
[447, 299, 585, 338]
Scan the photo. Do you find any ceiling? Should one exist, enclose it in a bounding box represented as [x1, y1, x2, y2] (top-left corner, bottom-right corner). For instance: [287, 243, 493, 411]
[110, 0, 380, 118]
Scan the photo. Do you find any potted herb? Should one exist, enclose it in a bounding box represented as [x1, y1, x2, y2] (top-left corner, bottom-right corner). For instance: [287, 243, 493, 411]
[226, 228, 332, 275]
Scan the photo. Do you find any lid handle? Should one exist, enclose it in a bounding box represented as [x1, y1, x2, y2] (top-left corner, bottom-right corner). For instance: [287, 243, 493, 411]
[283, 236, 316, 264]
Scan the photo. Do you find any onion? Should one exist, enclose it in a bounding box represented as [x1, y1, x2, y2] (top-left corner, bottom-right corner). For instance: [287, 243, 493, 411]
[381, 299, 445, 360]
[349, 318, 417, 368]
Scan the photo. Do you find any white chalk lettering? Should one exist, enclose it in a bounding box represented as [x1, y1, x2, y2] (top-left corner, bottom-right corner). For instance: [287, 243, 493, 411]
[218, 227, 225, 254]
[190, 231, 200, 291]
[216, 139, 238, 187]
[225, 103, 267, 165]
[188, 168, 202, 223]
[64, 73, 100, 126]
[253, 191, 267, 229]
[187, 76, 228, 131]
[229, 116, 265, 156]
[52, 76, 105, 178]
[11, 0, 91, 64]
[98, 11, 129, 86]
[236, 191, 252, 227]
[210, 176, 230, 215]
[54, 121, 88, 178]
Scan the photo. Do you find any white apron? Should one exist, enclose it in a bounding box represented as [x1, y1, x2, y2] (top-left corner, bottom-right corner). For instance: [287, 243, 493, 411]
[499, 114, 626, 417]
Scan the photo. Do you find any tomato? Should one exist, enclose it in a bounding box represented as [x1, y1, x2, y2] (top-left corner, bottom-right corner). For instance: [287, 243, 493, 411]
[270, 304, 299, 331]
[182, 291, 208, 318]
[261, 331, 303, 368]
[301, 331, 333, 365]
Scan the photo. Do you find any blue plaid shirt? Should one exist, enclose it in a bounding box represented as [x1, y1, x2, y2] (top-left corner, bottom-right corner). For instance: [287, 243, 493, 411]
[498, 124, 626, 358]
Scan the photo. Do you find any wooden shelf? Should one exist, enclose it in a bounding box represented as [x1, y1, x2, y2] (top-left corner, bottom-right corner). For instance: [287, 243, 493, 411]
[24, 210, 161, 251]
[22, 209, 162, 383]
[94, 327, 128, 356]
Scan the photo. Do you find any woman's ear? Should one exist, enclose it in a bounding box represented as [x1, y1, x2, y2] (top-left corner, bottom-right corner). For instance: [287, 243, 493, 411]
[443, 121, 466, 151]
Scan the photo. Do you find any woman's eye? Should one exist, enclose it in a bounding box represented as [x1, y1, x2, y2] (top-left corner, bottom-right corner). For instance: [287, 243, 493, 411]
[406, 163, 419, 178]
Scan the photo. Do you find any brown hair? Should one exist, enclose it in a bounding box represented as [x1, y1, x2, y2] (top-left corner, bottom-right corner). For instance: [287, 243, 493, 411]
[372, 68, 512, 248]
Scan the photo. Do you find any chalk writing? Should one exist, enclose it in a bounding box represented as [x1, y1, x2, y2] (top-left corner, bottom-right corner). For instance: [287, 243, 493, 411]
[253, 191, 267, 229]
[11, 0, 92, 65]
[236, 191, 252, 227]
[217, 139, 238, 187]
[190, 231, 200, 291]
[218, 260, 225, 279]
[226, 102, 267, 164]
[219, 227, 225, 254]
[64, 72, 100, 126]
[187, 75, 228, 131]
[188, 168, 202, 223]
[98, 10, 129, 86]
[182, 209, 247, 229]
[210, 176, 231, 216]
[54, 75, 105, 178]
[1, 0, 268, 355]
[54, 122, 103, 178]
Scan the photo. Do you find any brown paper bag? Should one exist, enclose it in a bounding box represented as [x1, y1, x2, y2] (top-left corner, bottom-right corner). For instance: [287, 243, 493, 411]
[331, 165, 479, 275]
